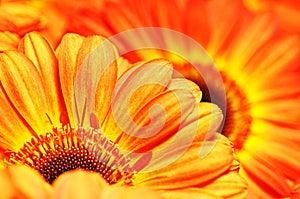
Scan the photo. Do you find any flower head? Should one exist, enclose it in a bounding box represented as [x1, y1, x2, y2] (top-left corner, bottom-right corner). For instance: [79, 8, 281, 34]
[0, 32, 247, 198]
[63, 0, 300, 198]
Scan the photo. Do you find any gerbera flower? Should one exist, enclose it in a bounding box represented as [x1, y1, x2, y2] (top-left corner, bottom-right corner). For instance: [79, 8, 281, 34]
[62, 0, 300, 198]
[0, 32, 247, 198]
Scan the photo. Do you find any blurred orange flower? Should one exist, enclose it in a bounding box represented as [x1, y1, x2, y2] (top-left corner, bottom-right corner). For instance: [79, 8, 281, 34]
[63, 0, 300, 198]
[0, 32, 247, 198]
[0, 0, 114, 48]
[0, 0, 69, 47]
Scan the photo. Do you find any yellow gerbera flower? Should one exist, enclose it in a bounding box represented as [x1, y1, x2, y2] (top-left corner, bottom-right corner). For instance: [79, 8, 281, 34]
[61, 0, 300, 198]
[0, 32, 247, 198]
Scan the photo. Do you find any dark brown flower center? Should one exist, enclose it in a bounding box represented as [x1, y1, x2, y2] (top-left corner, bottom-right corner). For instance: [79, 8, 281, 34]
[5, 125, 135, 184]
[221, 72, 252, 150]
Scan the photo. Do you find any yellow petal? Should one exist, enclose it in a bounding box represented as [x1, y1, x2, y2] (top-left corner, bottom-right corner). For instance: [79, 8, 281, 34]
[0, 86, 34, 152]
[135, 134, 234, 189]
[194, 102, 223, 141]
[52, 170, 106, 199]
[167, 78, 202, 102]
[0, 165, 51, 199]
[117, 88, 198, 152]
[102, 59, 173, 142]
[57, 34, 118, 128]
[0, 51, 52, 134]
[75, 35, 118, 128]
[203, 171, 248, 199]
[56, 33, 85, 126]
[161, 188, 222, 199]
[19, 32, 66, 126]
[0, 31, 19, 51]
[102, 187, 163, 199]
[116, 57, 132, 79]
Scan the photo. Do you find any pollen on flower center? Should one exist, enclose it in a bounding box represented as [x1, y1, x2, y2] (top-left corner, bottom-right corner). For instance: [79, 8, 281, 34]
[5, 125, 135, 185]
[221, 72, 252, 150]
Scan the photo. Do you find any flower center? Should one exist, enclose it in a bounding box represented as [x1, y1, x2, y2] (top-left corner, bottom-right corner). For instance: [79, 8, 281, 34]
[5, 125, 135, 184]
[221, 72, 252, 150]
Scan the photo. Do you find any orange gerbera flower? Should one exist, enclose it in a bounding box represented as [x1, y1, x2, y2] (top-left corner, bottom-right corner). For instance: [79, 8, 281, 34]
[244, 0, 300, 34]
[0, 32, 247, 198]
[63, 0, 300, 198]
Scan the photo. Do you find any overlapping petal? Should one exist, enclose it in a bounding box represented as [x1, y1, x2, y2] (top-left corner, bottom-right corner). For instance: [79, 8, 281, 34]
[0, 51, 52, 134]
[135, 134, 236, 189]
[19, 32, 66, 127]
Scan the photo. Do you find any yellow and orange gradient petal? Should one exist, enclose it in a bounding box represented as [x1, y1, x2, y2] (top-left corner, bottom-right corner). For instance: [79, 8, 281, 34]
[0, 32, 247, 198]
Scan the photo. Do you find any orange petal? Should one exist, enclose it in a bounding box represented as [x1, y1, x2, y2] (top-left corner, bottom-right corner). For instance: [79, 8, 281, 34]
[0, 31, 19, 51]
[239, 150, 291, 198]
[291, 180, 300, 199]
[244, 0, 300, 34]
[244, 35, 300, 85]
[0, 51, 52, 134]
[206, 0, 246, 55]
[246, 132, 300, 181]
[239, 166, 279, 199]
[0, 165, 51, 199]
[135, 134, 234, 189]
[185, 0, 211, 46]
[19, 32, 66, 126]
[52, 170, 106, 199]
